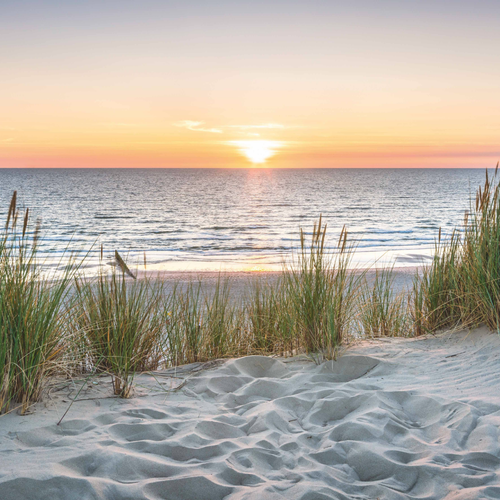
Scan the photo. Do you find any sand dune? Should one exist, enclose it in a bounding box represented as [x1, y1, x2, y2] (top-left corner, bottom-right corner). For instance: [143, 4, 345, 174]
[2, 328, 500, 499]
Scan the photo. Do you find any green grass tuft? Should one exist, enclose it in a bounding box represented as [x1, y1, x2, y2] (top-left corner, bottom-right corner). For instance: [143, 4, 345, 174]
[71, 266, 165, 398]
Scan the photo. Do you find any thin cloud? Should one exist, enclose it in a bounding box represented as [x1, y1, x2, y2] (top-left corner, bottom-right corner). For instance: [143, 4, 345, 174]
[174, 120, 222, 134]
[174, 121, 291, 135]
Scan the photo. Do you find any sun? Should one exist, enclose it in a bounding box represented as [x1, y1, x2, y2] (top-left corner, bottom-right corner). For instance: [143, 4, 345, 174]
[230, 140, 283, 164]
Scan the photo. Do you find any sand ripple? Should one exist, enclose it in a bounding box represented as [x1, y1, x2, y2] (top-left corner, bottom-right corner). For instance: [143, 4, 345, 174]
[2, 328, 500, 499]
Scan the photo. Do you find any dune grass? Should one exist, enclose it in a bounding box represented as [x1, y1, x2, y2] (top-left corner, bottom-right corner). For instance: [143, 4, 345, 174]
[359, 265, 409, 338]
[281, 218, 361, 360]
[0, 193, 79, 414]
[244, 219, 361, 361]
[461, 166, 500, 330]
[165, 277, 245, 365]
[203, 277, 243, 360]
[409, 166, 500, 334]
[71, 265, 166, 398]
[246, 277, 297, 357]
[409, 231, 461, 335]
[2, 166, 500, 408]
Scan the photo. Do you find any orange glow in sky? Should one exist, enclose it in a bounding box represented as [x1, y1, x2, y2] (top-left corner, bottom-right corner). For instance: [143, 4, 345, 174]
[1, 2, 500, 168]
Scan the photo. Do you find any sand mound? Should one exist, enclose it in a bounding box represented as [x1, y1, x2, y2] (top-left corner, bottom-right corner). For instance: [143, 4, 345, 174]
[2, 327, 500, 499]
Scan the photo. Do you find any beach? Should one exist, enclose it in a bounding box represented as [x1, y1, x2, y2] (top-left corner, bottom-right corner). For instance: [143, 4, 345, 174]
[3, 0, 500, 497]
[134, 267, 417, 302]
[2, 327, 500, 499]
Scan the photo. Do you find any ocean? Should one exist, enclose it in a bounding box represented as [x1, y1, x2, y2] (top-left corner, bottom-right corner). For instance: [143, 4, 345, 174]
[0, 168, 489, 272]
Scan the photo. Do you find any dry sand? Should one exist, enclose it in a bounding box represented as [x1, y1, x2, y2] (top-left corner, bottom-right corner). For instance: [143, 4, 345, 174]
[135, 267, 417, 303]
[2, 328, 500, 499]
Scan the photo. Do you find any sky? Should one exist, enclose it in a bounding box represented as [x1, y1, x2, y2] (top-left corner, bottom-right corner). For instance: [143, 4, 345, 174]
[1, 0, 499, 168]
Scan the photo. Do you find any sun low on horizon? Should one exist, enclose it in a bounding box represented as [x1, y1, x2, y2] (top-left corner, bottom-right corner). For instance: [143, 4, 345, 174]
[1, 1, 500, 169]
[230, 140, 284, 165]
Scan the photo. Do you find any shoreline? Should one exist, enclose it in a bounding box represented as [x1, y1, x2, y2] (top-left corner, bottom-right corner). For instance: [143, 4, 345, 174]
[55, 244, 436, 278]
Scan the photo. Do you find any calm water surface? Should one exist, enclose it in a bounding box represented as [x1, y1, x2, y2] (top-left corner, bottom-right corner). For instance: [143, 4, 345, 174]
[0, 168, 489, 271]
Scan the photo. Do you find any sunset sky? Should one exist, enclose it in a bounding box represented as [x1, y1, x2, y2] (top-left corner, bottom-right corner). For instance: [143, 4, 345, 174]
[1, 0, 499, 168]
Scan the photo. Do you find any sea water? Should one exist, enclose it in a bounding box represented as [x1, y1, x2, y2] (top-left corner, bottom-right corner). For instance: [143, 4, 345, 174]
[0, 168, 489, 272]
